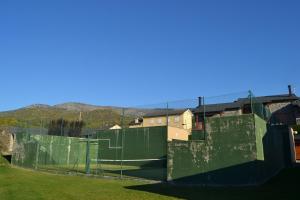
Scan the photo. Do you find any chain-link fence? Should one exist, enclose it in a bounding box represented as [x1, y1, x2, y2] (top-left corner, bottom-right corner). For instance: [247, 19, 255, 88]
[8, 90, 272, 180]
[11, 127, 167, 180]
[12, 132, 86, 173]
[87, 127, 167, 180]
[0, 90, 269, 138]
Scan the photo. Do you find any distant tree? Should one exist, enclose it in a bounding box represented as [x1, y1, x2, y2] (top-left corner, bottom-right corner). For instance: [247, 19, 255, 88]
[48, 118, 69, 136]
[68, 120, 85, 137]
[48, 118, 84, 137]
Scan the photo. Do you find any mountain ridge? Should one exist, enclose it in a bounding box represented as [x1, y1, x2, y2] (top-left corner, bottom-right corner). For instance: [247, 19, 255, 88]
[0, 102, 156, 129]
[22, 102, 121, 112]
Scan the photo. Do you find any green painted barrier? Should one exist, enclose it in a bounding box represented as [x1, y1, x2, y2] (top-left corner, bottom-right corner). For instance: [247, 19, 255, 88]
[167, 114, 291, 185]
[11, 126, 168, 181]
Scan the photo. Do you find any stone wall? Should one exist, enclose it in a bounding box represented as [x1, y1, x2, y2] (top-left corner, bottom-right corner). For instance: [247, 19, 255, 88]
[267, 102, 296, 125]
[0, 129, 14, 156]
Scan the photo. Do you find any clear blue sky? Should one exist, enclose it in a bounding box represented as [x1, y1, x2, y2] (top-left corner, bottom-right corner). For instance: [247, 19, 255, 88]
[0, 0, 299, 111]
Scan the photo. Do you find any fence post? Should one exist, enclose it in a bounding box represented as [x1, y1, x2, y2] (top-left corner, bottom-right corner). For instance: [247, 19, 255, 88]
[60, 118, 64, 136]
[166, 102, 169, 127]
[35, 142, 40, 170]
[249, 90, 253, 114]
[26, 121, 29, 134]
[67, 138, 71, 166]
[120, 108, 125, 179]
[39, 119, 42, 135]
[85, 136, 90, 174]
[203, 96, 206, 140]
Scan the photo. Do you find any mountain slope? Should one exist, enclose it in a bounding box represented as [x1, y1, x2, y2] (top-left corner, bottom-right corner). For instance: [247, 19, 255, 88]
[0, 102, 164, 129]
[0, 106, 126, 129]
[53, 102, 116, 111]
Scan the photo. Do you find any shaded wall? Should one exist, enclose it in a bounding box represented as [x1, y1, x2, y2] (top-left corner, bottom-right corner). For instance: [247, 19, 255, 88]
[167, 114, 291, 185]
[255, 115, 291, 181]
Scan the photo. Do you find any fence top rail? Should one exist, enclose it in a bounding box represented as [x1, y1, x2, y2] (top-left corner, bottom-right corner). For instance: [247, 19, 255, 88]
[78, 138, 102, 143]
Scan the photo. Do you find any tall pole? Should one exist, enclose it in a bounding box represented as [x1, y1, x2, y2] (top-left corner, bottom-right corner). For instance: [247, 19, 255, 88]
[60, 118, 64, 136]
[39, 119, 42, 135]
[166, 102, 169, 127]
[203, 96, 206, 140]
[120, 108, 125, 179]
[26, 121, 29, 134]
[85, 135, 90, 174]
[249, 90, 253, 114]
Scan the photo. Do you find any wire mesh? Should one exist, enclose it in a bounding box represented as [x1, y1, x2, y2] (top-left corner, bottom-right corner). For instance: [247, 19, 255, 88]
[11, 132, 86, 173]
[249, 91, 271, 121]
[8, 90, 274, 181]
[84, 127, 167, 180]
[80, 102, 170, 180]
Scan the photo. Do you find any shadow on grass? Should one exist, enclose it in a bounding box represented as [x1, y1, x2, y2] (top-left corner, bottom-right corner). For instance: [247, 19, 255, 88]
[125, 166, 300, 200]
[102, 167, 166, 181]
[92, 158, 167, 180]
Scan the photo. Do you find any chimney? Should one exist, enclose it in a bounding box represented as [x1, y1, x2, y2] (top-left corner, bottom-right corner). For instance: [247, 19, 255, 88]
[288, 85, 292, 96]
[198, 97, 202, 107]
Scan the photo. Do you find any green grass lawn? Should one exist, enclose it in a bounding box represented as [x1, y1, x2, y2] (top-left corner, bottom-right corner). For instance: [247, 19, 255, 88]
[35, 163, 166, 180]
[0, 165, 299, 200]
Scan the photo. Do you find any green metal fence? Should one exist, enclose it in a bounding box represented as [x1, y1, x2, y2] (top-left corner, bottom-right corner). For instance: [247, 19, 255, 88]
[249, 91, 271, 121]
[8, 90, 284, 185]
[190, 91, 269, 141]
[11, 126, 167, 181]
[12, 133, 86, 173]
[84, 126, 167, 180]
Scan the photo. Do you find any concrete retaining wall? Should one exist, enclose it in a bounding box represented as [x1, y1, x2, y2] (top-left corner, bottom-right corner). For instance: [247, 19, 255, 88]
[167, 114, 291, 185]
[0, 129, 14, 156]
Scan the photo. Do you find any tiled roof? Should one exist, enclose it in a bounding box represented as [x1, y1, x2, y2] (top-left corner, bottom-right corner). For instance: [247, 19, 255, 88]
[193, 102, 242, 113]
[193, 94, 299, 114]
[143, 109, 188, 118]
[237, 94, 298, 104]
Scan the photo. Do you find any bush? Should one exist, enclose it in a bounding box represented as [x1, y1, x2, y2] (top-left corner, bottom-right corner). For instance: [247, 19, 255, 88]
[292, 125, 300, 134]
[0, 154, 9, 167]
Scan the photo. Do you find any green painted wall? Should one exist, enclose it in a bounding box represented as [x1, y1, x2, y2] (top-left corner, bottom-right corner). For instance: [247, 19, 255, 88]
[167, 114, 291, 185]
[254, 115, 267, 161]
[12, 133, 86, 170]
[255, 115, 291, 181]
[12, 126, 168, 180]
[12, 118, 291, 184]
[189, 130, 205, 140]
[91, 126, 167, 167]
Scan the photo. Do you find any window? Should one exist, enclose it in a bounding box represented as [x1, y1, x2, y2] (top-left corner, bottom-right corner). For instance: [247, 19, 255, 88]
[174, 116, 179, 123]
[296, 118, 300, 125]
[157, 118, 162, 124]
